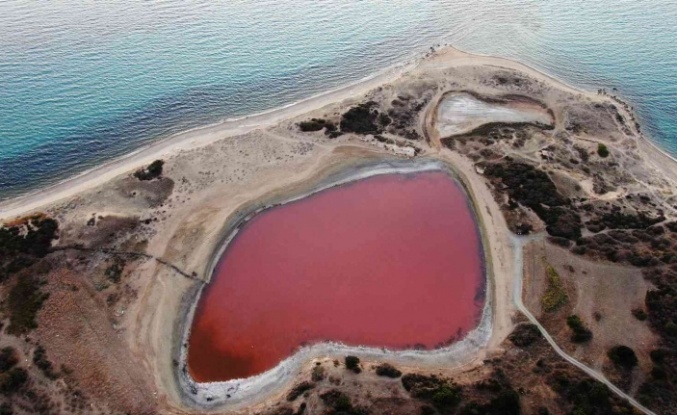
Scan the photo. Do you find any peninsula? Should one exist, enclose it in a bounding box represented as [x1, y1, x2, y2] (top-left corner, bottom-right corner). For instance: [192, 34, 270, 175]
[0, 47, 675, 415]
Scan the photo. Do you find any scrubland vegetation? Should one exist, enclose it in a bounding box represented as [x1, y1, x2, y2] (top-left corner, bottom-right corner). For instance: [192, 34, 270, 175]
[133, 159, 164, 181]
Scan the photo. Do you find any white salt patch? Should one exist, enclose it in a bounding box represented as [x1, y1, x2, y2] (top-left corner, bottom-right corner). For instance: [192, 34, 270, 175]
[436, 93, 552, 137]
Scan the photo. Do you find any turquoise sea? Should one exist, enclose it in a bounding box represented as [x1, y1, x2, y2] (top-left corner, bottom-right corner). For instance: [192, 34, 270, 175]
[1, 1, 675, 199]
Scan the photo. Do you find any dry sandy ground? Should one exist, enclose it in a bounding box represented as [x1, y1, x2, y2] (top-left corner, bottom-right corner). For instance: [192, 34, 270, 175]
[0, 46, 674, 414]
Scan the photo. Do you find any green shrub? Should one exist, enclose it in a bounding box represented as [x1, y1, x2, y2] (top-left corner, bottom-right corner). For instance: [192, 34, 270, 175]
[607, 345, 638, 369]
[345, 356, 361, 373]
[375, 363, 402, 378]
[133, 160, 164, 181]
[311, 365, 325, 381]
[509, 323, 541, 347]
[320, 390, 352, 411]
[0, 368, 27, 395]
[33, 345, 58, 380]
[0, 216, 58, 281]
[7, 275, 49, 334]
[632, 308, 648, 321]
[597, 143, 610, 158]
[566, 315, 593, 343]
[432, 385, 462, 410]
[105, 259, 125, 283]
[402, 374, 463, 410]
[298, 118, 336, 132]
[340, 102, 381, 134]
[542, 265, 568, 312]
[0, 348, 18, 373]
[286, 381, 314, 402]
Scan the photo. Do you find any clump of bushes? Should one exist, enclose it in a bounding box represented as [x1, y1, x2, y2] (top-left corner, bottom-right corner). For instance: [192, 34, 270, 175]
[483, 162, 582, 240]
[0, 348, 26, 396]
[459, 390, 521, 415]
[375, 363, 402, 378]
[566, 315, 593, 343]
[547, 370, 632, 415]
[542, 265, 568, 312]
[297, 118, 339, 137]
[286, 381, 314, 402]
[311, 364, 325, 381]
[631, 308, 648, 321]
[598, 211, 664, 230]
[0, 216, 58, 280]
[133, 160, 164, 181]
[319, 390, 367, 414]
[33, 345, 58, 380]
[508, 323, 541, 347]
[607, 345, 638, 370]
[344, 356, 361, 374]
[0, 348, 18, 373]
[104, 259, 125, 283]
[0, 367, 27, 395]
[340, 101, 381, 134]
[597, 143, 610, 158]
[401, 374, 462, 411]
[7, 274, 49, 334]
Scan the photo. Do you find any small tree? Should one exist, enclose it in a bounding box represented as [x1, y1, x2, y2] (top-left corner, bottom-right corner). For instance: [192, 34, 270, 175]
[597, 143, 610, 158]
[344, 356, 361, 373]
[608, 345, 638, 369]
[134, 160, 164, 181]
[566, 315, 593, 343]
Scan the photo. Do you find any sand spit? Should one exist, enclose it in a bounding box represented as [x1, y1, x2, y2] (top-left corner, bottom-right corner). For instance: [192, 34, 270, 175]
[174, 159, 494, 410]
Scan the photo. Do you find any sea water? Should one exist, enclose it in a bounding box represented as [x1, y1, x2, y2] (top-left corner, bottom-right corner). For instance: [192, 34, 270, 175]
[0, 1, 675, 199]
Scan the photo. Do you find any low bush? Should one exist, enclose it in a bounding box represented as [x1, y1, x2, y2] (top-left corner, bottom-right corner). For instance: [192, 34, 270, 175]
[375, 363, 402, 378]
[0, 348, 18, 373]
[0, 368, 27, 395]
[508, 323, 541, 347]
[7, 275, 49, 334]
[631, 308, 648, 321]
[597, 143, 610, 158]
[133, 160, 164, 181]
[542, 265, 568, 312]
[298, 118, 336, 133]
[483, 162, 582, 240]
[607, 345, 638, 369]
[0, 216, 58, 280]
[33, 345, 58, 380]
[105, 259, 125, 283]
[286, 381, 314, 402]
[345, 356, 361, 374]
[401, 374, 463, 411]
[320, 390, 366, 414]
[311, 365, 325, 381]
[340, 102, 381, 134]
[566, 315, 593, 343]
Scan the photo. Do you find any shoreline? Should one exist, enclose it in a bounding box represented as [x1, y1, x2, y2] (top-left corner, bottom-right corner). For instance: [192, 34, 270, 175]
[0, 49, 423, 220]
[173, 158, 495, 411]
[3, 44, 673, 223]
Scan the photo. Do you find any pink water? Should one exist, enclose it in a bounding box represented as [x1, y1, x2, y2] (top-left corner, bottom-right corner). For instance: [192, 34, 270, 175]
[188, 171, 484, 382]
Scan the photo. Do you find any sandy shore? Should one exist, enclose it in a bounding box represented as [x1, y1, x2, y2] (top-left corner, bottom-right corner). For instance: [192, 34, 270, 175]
[0, 53, 420, 221]
[0, 45, 606, 222]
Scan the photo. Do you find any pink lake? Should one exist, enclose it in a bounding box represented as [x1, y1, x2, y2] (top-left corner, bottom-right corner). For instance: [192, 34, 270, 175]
[188, 171, 484, 382]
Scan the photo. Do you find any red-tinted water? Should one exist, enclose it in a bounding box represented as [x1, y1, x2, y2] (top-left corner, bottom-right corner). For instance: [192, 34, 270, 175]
[187, 171, 484, 382]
